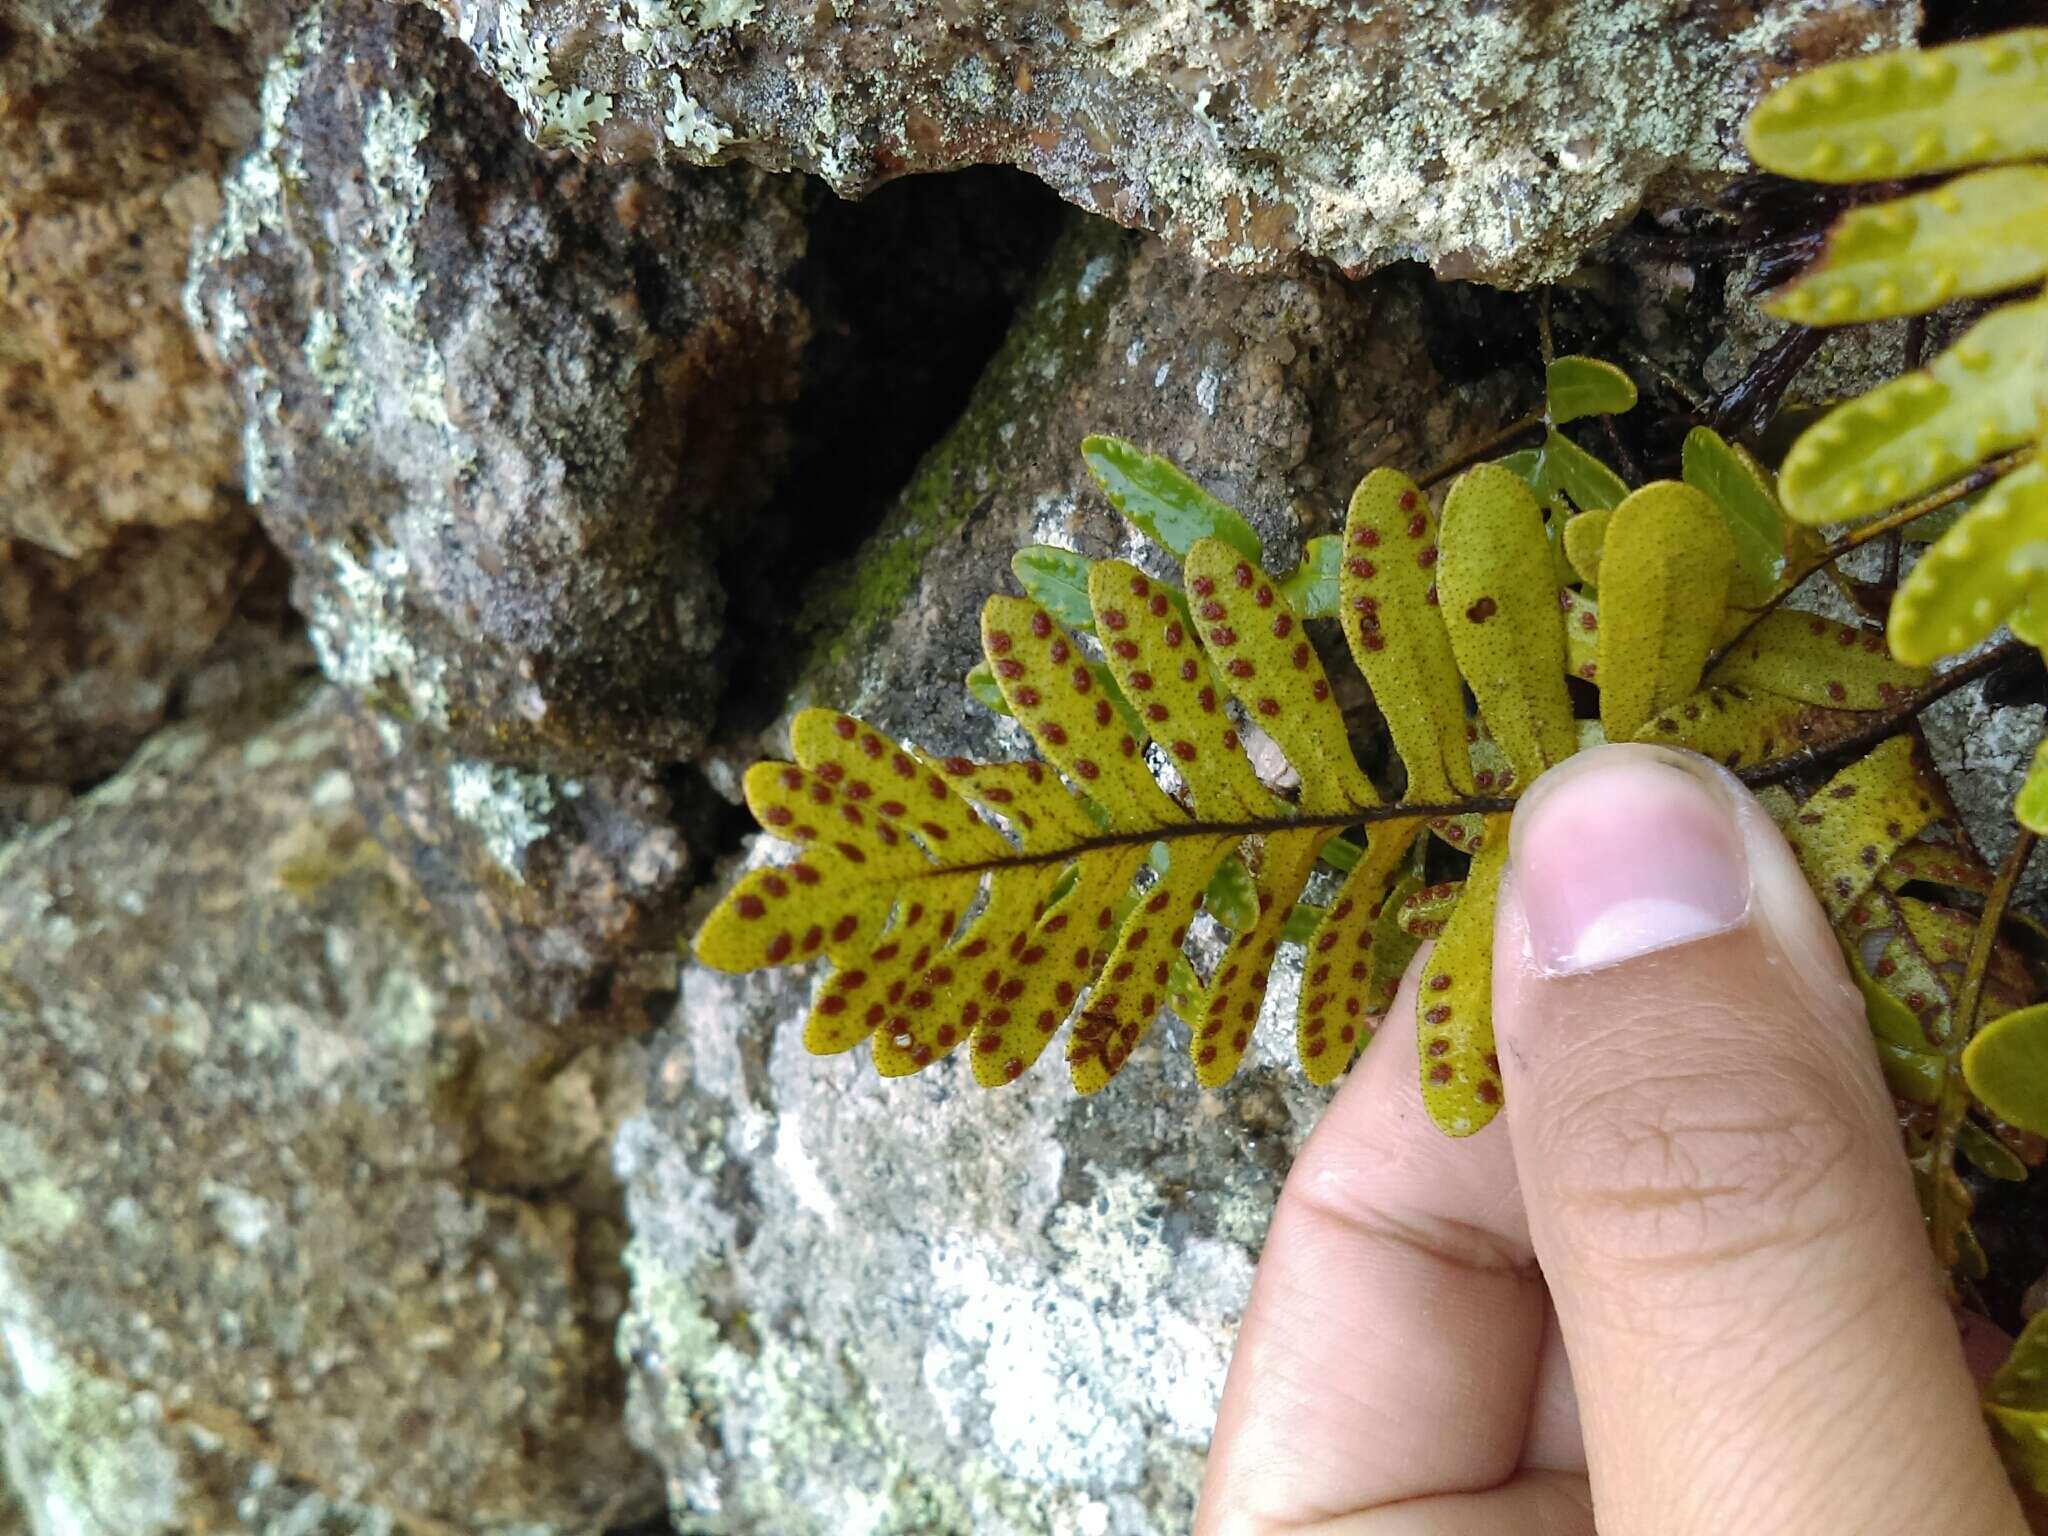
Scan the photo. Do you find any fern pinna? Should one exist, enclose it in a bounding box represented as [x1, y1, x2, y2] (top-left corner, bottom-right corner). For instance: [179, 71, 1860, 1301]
[695, 387, 1984, 1146]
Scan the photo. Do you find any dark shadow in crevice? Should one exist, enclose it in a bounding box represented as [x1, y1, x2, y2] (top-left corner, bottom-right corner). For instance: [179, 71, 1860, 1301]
[711, 166, 1067, 742]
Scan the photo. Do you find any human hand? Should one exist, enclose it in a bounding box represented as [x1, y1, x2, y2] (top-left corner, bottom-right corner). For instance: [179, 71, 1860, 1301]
[1198, 744, 2029, 1535]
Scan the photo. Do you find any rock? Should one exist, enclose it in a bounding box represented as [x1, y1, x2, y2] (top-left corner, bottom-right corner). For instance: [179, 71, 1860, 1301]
[430, 0, 1915, 284]
[0, 3, 284, 782]
[621, 218, 1533, 1532]
[0, 521, 276, 784]
[0, 2, 254, 558]
[619, 964, 1307, 1535]
[737, 212, 1531, 773]
[189, 0, 810, 776]
[343, 706, 691, 1036]
[0, 685, 659, 1533]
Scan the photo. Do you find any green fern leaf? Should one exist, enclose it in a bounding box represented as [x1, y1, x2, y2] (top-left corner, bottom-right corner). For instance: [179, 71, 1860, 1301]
[1547, 355, 1638, 424]
[1200, 852, 1260, 930]
[1881, 831, 1994, 896]
[1767, 166, 2048, 325]
[1965, 1004, 2048, 1135]
[1785, 737, 1943, 921]
[1562, 508, 1609, 587]
[2020, 738, 2048, 835]
[1278, 535, 1341, 619]
[1639, 685, 1869, 770]
[1707, 610, 1926, 709]
[1543, 429, 1629, 513]
[1744, 29, 2048, 183]
[1439, 464, 1577, 782]
[1012, 545, 1099, 631]
[1339, 468, 1473, 800]
[1889, 459, 2048, 666]
[1182, 537, 1378, 813]
[1842, 884, 1954, 1044]
[1297, 825, 1418, 1082]
[1987, 1309, 2048, 1491]
[1779, 298, 2048, 526]
[1396, 879, 1462, 940]
[1560, 587, 1601, 684]
[1198, 829, 1331, 1085]
[1596, 482, 1734, 741]
[1082, 434, 1263, 561]
[1680, 426, 1789, 606]
[1418, 823, 1510, 1137]
[1961, 1120, 2031, 1182]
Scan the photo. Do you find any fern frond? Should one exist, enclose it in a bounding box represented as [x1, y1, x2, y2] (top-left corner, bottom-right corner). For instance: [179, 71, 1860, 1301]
[1595, 482, 1734, 741]
[1744, 29, 2048, 182]
[1339, 469, 1472, 800]
[1708, 610, 1927, 708]
[697, 419, 1973, 1128]
[1778, 298, 2048, 527]
[1889, 458, 2048, 666]
[1438, 465, 1577, 781]
[1766, 166, 2048, 326]
[1680, 428, 1788, 607]
[1784, 736, 1943, 921]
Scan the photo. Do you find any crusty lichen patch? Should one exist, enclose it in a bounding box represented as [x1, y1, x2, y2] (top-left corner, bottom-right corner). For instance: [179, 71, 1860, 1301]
[425, 0, 1917, 283]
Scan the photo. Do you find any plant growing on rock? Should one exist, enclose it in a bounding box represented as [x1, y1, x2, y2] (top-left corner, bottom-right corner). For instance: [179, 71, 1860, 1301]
[1743, 23, 2048, 1481]
[696, 352, 2029, 1149]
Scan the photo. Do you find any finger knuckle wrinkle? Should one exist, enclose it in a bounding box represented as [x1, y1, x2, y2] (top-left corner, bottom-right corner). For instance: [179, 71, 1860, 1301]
[1544, 1070, 1864, 1269]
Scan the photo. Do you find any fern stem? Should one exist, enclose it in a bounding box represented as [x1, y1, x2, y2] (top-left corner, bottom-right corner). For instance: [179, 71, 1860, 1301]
[1410, 411, 1545, 488]
[1927, 826, 2037, 1272]
[1709, 450, 2034, 668]
[940, 644, 2027, 876]
[1737, 641, 2031, 791]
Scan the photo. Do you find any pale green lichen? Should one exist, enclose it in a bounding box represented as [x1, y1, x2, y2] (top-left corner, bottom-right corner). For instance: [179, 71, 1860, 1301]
[664, 80, 733, 155]
[470, 0, 615, 150]
[308, 544, 452, 728]
[185, 0, 323, 523]
[0, 1285, 185, 1536]
[445, 759, 569, 879]
[445, 0, 1912, 280]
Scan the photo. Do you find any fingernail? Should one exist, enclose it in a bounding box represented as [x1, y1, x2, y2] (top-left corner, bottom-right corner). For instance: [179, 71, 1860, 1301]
[1510, 745, 1751, 976]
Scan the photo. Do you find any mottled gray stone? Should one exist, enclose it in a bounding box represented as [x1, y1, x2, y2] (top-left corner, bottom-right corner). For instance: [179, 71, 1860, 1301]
[343, 704, 691, 1038]
[618, 962, 1311, 1536]
[189, 0, 810, 776]
[431, 0, 1913, 285]
[0, 685, 659, 1533]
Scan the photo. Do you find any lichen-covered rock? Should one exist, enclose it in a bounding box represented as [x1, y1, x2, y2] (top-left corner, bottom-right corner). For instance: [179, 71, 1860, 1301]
[0, 4, 283, 781]
[344, 705, 691, 1037]
[0, 685, 659, 1533]
[189, 0, 810, 775]
[622, 217, 1531, 1532]
[740, 212, 1530, 777]
[431, 0, 1915, 285]
[618, 963, 1312, 1536]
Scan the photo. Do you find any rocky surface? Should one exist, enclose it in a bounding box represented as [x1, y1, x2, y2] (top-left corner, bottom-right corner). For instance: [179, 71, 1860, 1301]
[343, 708, 693, 1036]
[189, 0, 810, 776]
[0, 685, 660, 1534]
[7, 3, 2046, 1532]
[0, 2, 282, 782]
[622, 220, 1532, 1533]
[430, 0, 1916, 284]
[739, 212, 1534, 771]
